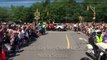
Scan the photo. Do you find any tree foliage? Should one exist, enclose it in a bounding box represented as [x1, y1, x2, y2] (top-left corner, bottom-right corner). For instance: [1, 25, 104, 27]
[0, 0, 107, 23]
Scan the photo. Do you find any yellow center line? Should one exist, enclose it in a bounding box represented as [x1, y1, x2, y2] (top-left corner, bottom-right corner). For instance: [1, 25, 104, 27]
[66, 34, 71, 49]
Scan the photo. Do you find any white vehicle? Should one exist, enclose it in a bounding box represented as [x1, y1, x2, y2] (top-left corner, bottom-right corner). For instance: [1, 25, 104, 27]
[55, 23, 66, 31]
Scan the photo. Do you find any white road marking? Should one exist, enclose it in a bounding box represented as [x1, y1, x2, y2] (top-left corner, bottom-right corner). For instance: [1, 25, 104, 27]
[47, 31, 67, 33]
[79, 38, 88, 43]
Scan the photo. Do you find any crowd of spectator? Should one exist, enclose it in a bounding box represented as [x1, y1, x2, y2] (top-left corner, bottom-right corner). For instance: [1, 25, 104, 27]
[66, 22, 107, 35]
[71, 22, 107, 60]
[0, 22, 46, 60]
[1, 21, 107, 60]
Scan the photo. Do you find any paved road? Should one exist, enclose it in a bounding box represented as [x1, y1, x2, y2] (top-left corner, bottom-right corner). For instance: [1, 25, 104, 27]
[12, 31, 92, 60]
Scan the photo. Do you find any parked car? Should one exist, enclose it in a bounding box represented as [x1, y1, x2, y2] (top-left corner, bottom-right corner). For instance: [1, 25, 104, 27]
[55, 23, 67, 31]
[47, 24, 56, 31]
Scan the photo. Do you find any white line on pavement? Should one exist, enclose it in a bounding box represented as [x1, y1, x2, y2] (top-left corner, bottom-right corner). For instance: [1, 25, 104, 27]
[79, 38, 88, 43]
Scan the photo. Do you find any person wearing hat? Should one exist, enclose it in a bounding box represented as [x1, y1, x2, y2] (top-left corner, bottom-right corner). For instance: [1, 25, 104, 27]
[95, 30, 104, 43]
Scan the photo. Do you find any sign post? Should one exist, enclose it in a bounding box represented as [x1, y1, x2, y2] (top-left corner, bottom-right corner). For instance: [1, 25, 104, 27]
[79, 16, 83, 23]
[93, 11, 96, 22]
[34, 8, 40, 25]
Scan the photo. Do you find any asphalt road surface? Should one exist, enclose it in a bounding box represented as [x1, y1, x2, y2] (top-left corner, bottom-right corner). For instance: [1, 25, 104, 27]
[12, 31, 92, 60]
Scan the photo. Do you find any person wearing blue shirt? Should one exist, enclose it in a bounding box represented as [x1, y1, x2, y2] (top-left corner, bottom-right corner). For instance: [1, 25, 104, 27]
[38, 25, 43, 35]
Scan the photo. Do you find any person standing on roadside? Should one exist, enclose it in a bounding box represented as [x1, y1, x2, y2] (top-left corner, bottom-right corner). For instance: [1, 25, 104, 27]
[73, 23, 77, 32]
[94, 30, 104, 58]
[42, 23, 46, 35]
[38, 24, 43, 35]
[95, 30, 104, 43]
[103, 30, 107, 43]
[0, 24, 4, 54]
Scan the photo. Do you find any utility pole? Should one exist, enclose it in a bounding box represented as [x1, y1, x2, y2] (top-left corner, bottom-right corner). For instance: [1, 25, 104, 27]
[34, 8, 40, 25]
[87, 5, 96, 22]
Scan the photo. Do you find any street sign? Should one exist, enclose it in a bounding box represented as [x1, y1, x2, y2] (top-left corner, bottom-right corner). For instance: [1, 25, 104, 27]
[34, 9, 41, 25]
[79, 16, 83, 22]
[93, 12, 96, 20]
[34, 9, 40, 20]
[87, 5, 96, 21]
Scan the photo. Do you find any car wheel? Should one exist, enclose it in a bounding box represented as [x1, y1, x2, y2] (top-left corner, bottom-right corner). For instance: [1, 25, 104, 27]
[58, 28, 61, 31]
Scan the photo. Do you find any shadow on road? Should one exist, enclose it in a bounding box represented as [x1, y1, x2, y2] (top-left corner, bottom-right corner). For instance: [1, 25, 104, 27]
[80, 57, 91, 60]
[86, 52, 96, 60]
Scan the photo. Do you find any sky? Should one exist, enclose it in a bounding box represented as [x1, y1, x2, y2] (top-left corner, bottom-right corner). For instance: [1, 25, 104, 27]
[0, 0, 42, 7]
[0, 0, 83, 7]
